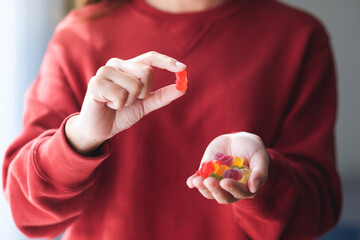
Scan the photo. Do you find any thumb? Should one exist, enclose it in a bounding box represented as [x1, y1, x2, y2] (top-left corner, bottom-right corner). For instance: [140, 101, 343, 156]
[248, 150, 269, 193]
[141, 84, 185, 115]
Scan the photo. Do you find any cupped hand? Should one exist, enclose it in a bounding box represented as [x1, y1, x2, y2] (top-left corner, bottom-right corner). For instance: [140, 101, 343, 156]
[65, 51, 187, 155]
[187, 132, 269, 204]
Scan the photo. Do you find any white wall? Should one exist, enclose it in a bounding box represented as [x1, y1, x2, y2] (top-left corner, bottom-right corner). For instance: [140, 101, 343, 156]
[0, 1, 21, 239]
[0, 1, 64, 239]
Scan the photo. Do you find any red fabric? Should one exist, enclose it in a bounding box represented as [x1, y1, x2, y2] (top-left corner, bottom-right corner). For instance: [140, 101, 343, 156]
[3, 0, 342, 239]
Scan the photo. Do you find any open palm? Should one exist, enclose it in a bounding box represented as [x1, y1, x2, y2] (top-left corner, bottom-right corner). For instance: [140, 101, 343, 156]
[187, 132, 269, 204]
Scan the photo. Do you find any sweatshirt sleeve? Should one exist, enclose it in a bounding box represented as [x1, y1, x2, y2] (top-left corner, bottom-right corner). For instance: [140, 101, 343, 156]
[231, 23, 342, 239]
[2, 21, 111, 238]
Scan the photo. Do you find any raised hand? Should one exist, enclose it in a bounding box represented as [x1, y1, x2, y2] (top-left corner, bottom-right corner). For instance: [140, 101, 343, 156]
[65, 51, 187, 155]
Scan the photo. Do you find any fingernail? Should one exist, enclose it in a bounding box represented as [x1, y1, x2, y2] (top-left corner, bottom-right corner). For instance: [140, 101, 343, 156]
[251, 180, 260, 193]
[175, 61, 186, 69]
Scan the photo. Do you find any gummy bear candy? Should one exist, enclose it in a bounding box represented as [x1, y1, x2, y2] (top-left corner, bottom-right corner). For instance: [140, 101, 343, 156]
[195, 152, 250, 183]
[214, 152, 233, 167]
[175, 70, 188, 92]
[211, 160, 221, 173]
[195, 161, 215, 178]
[215, 164, 229, 176]
[222, 168, 243, 181]
[238, 167, 251, 183]
[232, 156, 244, 168]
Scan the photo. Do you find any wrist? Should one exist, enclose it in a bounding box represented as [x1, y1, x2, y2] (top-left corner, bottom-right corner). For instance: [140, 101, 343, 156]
[65, 115, 105, 156]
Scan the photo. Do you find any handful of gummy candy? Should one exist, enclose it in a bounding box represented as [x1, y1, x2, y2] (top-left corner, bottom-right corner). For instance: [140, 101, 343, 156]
[195, 152, 250, 183]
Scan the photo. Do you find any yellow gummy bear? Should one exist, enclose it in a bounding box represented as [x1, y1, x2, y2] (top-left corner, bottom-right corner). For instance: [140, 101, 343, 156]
[232, 156, 244, 168]
[215, 165, 230, 176]
[238, 167, 251, 183]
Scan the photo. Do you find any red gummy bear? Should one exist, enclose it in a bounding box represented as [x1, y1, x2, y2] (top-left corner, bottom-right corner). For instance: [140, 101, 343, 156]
[175, 70, 188, 92]
[195, 161, 215, 178]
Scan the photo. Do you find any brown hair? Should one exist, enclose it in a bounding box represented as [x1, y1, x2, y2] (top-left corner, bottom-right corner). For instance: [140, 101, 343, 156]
[79, 0, 125, 7]
[75, 0, 130, 20]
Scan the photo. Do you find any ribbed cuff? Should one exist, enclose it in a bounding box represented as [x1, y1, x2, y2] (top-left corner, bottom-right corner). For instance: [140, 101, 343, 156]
[33, 114, 112, 191]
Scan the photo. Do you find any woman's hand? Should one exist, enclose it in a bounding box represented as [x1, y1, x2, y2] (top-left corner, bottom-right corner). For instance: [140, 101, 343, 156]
[65, 51, 187, 155]
[187, 132, 269, 204]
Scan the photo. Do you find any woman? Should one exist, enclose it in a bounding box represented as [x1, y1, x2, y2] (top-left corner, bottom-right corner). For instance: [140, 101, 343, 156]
[3, 0, 342, 239]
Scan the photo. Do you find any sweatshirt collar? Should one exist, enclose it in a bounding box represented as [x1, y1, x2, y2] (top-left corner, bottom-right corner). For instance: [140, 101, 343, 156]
[131, 0, 250, 22]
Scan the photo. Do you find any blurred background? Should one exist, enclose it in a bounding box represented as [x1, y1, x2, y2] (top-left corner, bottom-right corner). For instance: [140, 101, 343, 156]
[0, 0, 359, 239]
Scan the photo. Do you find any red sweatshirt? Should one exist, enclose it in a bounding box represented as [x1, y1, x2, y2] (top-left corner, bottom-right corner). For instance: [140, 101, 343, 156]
[3, 0, 342, 239]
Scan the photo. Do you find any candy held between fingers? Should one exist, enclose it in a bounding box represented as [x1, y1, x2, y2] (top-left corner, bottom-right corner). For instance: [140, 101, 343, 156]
[175, 70, 188, 91]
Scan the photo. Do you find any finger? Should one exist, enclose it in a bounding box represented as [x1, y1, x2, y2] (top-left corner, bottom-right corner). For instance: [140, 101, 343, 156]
[248, 150, 269, 193]
[96, 66, 143, 106]
[219, 178, 255, 199]
[88, 76, 128, 110]
[192, 176, 214, 200]
[130, 51, 186, 72]
[186, 174, 197, 189]
[204, 178, 236, 204]
[106, 58, 153, 99]
[141, 84, 185, 116]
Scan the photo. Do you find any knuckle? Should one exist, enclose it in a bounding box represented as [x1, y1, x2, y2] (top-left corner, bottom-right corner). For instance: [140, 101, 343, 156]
[134, 80, 144, 94]
[253, 134, 262, 143]
[142, 66, 153, 77]
[96, 65, 113, 76]
[88, 76, 101, 88]
[96, 66, 105, 76]
[246, 132, 262, 142]
[106, 57, 119, 66]
[96, 66, 107, 76]
[119, 88, 128, 100]
[116, 89, 128, 107]
[152, 89, 163, 106]
[167, 57, 176, 65]
[147, 51, 158, 57]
